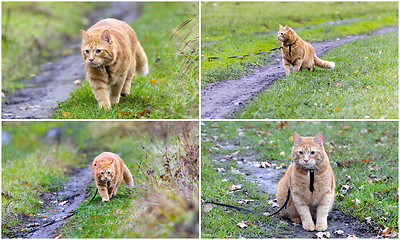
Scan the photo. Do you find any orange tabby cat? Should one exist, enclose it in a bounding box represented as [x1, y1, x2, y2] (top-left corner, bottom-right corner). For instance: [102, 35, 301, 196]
[276, 132, 335, 231]
[277, 25, 335, 75]
[81, 18, 148, 108]
[92, 152, 134, 202]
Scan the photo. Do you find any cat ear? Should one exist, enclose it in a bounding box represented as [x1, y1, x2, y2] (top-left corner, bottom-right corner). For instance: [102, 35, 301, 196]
[313, 132, 324, 146]
[101, 30, 112, 44]
[279, 24, 283, 28]
[80, 30, 89, 42]
[285, 25, 290, 32]
[293, 132, 302, 145]
[110, 158, 114, 165]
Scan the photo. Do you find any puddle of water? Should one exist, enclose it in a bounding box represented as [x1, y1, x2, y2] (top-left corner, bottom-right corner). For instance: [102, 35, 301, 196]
[238, 160, 283, 194]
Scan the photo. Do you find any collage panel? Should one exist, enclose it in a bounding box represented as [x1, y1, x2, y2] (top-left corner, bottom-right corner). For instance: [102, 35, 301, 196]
[201, 121, 398, 238]
[201, 2, 398, 119]
[2, 121, 199, 238]
[2, 2, 199, 119]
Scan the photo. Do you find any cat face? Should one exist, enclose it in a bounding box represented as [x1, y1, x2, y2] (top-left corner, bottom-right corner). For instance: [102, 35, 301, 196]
[277, 24, 293, 43]
[81, 30, 114, 67]
[94, 158, 115, 182]
[291, 132, 325, 169]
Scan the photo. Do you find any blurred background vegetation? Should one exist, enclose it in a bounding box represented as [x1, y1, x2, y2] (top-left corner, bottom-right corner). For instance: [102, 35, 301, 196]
[2, 121, 199, 237]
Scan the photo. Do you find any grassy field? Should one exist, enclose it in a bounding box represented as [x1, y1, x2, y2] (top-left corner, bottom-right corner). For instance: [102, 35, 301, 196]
[2, 2, 104, 92]
[51, 2, 199, 119]
[238, 32, 398, 119]
[201, 2, 398, 85]
[2, 122, 199, 238]
[201, 121, 398, 238]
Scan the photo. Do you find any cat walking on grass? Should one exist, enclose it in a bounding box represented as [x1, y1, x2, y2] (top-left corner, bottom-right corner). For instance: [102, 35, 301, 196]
[92, 152, 134, 202]
[81, 18, 148, 109]
[277, 24, 335, 75]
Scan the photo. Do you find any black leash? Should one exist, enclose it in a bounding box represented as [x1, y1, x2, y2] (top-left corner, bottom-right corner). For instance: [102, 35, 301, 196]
[204, 169, 315, 217]
[201, 46, 282, 60]
[89, 188, 98, 202]
[204, 187, 291, 217]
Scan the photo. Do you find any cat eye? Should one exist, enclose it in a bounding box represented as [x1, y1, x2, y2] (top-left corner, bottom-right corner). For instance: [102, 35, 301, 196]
[85, 50, 89, 54]
[96, 49, 102, 54]
[280, 33, 283, 35]
[107, 171, 111, 174]
[298, 151, 304, 155]
[310, 151, 316, 155]
[100, 172, 104, 174]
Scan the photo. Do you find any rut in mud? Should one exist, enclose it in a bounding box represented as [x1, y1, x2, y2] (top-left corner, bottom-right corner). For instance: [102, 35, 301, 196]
[201, 26, 398, 119]
[203, 134, 383, 238]
[2, 3, 140, 119]
[20, 166, 93, 238]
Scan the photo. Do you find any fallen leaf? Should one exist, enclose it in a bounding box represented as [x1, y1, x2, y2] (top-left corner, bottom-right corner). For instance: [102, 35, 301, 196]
[313, 232, 331, 239]
[116, 209, 124, 214]
[280, 151, 285, 156]
[364, 217, 372, 223]
[58, 200, 68, 206]
[258, 140, 265, 146]
[93, 216, 98, 219]
[238, 199, 255, 205]
[18, 106, 28, 110]
[333, 230, 344, 235]
[228, 184, 242, 191]
[204, 203, 213, 213]
[245, 124, 253, 129]
[341, 184, 351, 194]
[73, 79, 81, 86]
[62, 112, 70, 117]
[259, 162, 271, 168]
[352, 198, 360, 208]
[342, 125, 351, 130]
[150, 78, 157, 84]
[346, 235, 359, 239]
[380, 227, 396, 238]
[236, 221, 252, 229]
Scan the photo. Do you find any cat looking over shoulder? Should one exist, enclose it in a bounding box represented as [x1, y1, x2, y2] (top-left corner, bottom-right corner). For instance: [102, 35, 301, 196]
[81, 18, 148, 109]
[277, 24, 335, 75]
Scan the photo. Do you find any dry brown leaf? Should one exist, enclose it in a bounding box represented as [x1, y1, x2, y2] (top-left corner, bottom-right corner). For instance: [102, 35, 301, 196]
[346, 235, 359, 239]
[228, 184, 242, 191]
[236, 221, 248, 229]
[259, 162, 271, 168]
[203, 203, 213, 213]
[333, 230, 344, 236]
[380, 227, 396, 238]
[312, 232, 331, 239]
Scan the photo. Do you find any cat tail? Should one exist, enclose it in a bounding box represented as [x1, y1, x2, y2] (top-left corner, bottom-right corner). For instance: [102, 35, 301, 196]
[135, 42, 149, 76]
[122, 164, 135, 188]
[314, 55, 335, 69]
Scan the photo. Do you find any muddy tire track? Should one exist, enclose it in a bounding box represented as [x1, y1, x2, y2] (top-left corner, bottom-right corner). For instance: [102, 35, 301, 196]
[11, 166, 93, 238]
[2, 3, 140, 119]
[201, 26, 398, 119]
[203, 134, 382, 238]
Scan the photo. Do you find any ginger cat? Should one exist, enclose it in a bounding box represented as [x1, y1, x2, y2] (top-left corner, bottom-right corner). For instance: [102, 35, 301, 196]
[81, 18, 148, 109]
[276, 132, 335, 231]
[92, 152, 134, 202]
[277, 25, 335, 75]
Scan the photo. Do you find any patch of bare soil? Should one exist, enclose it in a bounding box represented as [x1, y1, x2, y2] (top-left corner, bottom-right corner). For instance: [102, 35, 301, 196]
[201, 26, 398, 119]
[2, 2, 140, 119]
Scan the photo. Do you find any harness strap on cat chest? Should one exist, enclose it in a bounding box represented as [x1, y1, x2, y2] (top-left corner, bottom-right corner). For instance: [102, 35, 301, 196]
[309, 169, 314, 192]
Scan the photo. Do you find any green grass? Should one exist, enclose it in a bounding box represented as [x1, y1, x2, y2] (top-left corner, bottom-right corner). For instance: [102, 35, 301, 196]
[201, 121, 398, 238]
[238, 32, 398, 119]
[201, 2, 398, 85]
[2, 122, 199, 238]
[2, 2, 104, 92]
[51, 2, 199, 119]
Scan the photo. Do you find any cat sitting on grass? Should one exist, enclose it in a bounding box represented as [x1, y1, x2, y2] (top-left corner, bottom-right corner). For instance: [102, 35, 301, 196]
[81, 18, 148, 109]
[277, 24, 335, 75]
[276, 132, 335, 231]
[92, 152, 134, 202]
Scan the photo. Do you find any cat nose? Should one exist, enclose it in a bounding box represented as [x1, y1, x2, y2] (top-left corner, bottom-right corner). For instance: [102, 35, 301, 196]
[304, 159, 309, 163]
[89, 58, 94, 62]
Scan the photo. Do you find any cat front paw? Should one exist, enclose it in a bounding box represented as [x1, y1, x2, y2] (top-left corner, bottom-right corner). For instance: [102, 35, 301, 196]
[102, 198, 110, 202]
[315, 222, 327, 231]
[302, 222, 315, 231]
[99, 102, 111, 109]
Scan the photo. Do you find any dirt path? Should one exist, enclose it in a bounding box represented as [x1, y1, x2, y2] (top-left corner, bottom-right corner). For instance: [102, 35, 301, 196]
[201, 26, 398, 119]
[2, 3, 140, 119]
[203, 134, 382, 238]
[18, 166, 93, 238]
